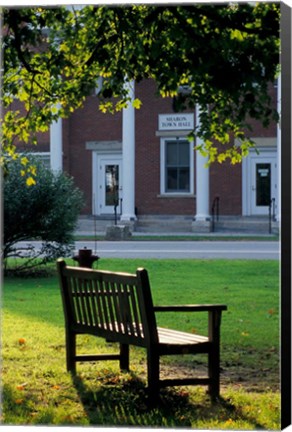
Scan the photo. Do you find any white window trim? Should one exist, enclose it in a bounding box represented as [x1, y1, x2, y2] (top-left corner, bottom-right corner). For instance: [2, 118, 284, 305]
[19, 151, 50, 157]
[19, 152, 51, 167]
[160, 137, 194, 196]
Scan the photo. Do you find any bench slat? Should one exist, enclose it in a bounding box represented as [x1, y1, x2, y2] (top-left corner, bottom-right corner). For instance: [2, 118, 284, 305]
[95, 279, 105, 328]
[105, 280, 116, 330]
[89, 279, 99, 326]
[85, 280, 94, 326]
[157, 327, 208, 345]
[71, 277, 81, 324]
[128, 284, 143, 338]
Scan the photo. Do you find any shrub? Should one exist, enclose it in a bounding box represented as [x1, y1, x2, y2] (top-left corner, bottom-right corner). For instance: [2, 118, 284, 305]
[3, 155, 84, 275]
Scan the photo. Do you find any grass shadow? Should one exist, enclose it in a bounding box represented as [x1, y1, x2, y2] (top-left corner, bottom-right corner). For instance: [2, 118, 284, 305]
[71, 370, 268, 428]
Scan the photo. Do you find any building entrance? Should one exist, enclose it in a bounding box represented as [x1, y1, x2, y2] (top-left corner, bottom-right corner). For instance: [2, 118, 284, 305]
[243, 150, 277, 216]
[93, 155, 123, 216]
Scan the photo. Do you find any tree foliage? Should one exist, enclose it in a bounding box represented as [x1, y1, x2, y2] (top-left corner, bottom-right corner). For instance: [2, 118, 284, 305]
[2, 3, 280, 172]
[3, 156, 84, 274]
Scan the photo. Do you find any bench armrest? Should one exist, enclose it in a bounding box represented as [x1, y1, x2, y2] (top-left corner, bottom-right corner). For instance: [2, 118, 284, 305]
[154, 304, 227, 342]
[153, 304, 227, 312]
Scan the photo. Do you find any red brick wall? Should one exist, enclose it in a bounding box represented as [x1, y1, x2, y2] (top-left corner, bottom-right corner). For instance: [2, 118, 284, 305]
[209, 83, 278, 215]
[5, 100, 50, 152]
[210, 162, 242, 215]
[135, 80, 196, 216]
[63, 96, 122, 213]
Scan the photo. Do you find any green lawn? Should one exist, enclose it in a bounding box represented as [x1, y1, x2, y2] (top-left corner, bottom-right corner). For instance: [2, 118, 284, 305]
[2, 258, 280, 428]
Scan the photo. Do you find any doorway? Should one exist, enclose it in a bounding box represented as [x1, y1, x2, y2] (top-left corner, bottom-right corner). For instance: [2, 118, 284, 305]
[93, 155, 123, 216]
[243, 150, 277, 216]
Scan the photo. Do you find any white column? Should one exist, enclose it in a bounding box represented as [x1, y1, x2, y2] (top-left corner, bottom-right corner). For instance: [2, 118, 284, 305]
[50, 110, 63, 172]
[276, 74, 281, 223]
[195, 105, 210, 221]
[120, 80, 137, 223]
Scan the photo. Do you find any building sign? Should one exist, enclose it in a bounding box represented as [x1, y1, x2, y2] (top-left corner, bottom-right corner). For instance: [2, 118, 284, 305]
[159, 114, 194, 131]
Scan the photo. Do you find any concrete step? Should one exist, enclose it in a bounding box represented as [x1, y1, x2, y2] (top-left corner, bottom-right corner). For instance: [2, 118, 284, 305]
[75, 215, 279, 235]
[136, 215, 193, 233]
[212, 216, 278, 234]
[76, 216, 117, 235]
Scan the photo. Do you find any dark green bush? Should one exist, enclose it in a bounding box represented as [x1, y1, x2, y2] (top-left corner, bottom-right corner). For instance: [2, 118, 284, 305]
[3, 155, 84, 275]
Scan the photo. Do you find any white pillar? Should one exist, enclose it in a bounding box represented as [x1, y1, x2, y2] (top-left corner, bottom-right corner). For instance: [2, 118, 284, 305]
[195, 106, 210, 220]
[192, 105, 211, 232]
[276, 74, 281, 223]
[120, 80, 137, 224]
[50, 110, 63, 172]
[195, 150, 210, 220]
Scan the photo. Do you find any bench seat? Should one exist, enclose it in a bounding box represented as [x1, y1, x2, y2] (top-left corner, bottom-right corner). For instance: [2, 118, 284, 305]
[158, 327, 209, 345]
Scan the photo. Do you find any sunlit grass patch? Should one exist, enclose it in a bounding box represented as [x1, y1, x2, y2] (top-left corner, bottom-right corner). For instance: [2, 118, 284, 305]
[2, 258, 280, 428]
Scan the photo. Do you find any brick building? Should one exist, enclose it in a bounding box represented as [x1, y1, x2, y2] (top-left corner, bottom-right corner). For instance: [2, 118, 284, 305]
[30, 78, 281, 233]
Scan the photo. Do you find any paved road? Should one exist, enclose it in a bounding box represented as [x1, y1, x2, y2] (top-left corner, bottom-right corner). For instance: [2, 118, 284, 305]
[73, 240, 280, 260]
[16, 240, 280, 260]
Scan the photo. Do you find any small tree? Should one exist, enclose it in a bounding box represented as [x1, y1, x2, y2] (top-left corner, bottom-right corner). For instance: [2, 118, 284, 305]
[3, 156, 84, 275]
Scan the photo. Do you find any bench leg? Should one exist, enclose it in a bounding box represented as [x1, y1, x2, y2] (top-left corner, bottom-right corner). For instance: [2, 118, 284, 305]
[208, 311, 222, 401]
[66, 331, 76, 374]
[119, 343, 129, 371]
[147, 349, 160, 404]
[208, 346, 220, 401]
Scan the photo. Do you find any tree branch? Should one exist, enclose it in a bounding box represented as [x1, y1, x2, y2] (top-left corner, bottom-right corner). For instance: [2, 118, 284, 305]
[8, 10, 39, 74]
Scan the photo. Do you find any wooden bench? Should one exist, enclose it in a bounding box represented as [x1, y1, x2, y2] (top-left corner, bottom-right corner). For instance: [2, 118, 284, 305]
[57, 258, 227, 402]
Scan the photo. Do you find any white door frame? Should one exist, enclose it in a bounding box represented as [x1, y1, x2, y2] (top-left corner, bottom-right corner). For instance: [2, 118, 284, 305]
[92, 152, 123, 216]
[242, 148, 278, 216]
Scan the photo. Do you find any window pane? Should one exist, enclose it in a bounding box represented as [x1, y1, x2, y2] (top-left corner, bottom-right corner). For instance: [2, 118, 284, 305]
[178, 168, 190, 191]
[166, 142, 177, 165]
[164, 140, 191, 193]
[166, 168, 178, 191]
[256, 163, 271, 206]
[105, 164, 119, 206]
[178, 141, 189, 165]
[166, 168, 190, 192]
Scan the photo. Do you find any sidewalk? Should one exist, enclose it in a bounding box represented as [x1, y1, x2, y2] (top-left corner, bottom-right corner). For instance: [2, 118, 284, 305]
[74, 216, 279, 238]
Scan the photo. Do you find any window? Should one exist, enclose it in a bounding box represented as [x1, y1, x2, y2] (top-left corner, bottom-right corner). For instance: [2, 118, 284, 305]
[20, 152, 51, 169]
[160, 138, 194, 195]
[37, 153, 51, 169]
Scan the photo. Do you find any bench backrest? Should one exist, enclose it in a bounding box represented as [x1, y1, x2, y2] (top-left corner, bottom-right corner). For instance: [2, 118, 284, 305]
[57, 259, 159, 347]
